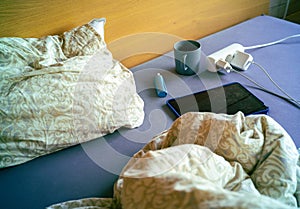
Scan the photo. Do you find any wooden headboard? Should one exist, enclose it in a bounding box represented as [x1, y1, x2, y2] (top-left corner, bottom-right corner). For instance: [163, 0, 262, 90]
[0, 0, 269, 68]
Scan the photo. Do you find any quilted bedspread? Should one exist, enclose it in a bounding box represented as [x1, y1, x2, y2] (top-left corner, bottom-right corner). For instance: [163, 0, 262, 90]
[0, 23, 144, 168]
[48, 112, 300, 209]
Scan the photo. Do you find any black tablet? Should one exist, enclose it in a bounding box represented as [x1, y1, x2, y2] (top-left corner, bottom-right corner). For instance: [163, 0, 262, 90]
[166, 82, 269, 117]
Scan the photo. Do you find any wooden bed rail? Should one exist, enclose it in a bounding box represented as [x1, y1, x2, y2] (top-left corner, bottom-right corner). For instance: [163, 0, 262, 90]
[0, 0, 269, 68]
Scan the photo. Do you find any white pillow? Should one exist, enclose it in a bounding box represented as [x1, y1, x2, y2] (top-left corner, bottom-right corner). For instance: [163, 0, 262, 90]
[89, 18, 106, 42]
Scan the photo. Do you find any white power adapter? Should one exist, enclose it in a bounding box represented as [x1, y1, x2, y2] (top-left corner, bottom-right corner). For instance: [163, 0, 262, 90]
[230, 50, 253, 71]
[207, 43, 253, 72]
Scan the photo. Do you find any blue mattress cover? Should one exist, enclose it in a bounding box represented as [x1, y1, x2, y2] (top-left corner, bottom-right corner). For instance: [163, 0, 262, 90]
[0, 15, 299, 209]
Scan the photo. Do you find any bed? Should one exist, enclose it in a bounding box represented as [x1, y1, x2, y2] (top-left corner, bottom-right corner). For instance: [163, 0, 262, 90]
[0, 1, 299, 209]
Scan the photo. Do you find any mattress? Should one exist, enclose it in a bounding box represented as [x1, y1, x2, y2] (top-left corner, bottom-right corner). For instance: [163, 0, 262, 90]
[0, 15, 299, 209]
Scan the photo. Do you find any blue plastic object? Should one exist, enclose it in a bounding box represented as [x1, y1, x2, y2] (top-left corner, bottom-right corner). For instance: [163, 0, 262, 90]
[154, 73, 167, 97]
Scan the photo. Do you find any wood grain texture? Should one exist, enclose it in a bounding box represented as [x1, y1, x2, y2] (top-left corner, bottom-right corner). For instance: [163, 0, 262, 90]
[0, 0, 269, 67]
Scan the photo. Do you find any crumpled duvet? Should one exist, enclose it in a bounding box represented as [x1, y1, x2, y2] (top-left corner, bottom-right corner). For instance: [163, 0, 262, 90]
[47, 112, 300, 209]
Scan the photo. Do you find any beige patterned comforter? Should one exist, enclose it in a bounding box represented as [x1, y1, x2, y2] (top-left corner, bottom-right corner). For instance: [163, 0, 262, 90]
[48, 112, 300, 209]
[0, 24, 144, 168]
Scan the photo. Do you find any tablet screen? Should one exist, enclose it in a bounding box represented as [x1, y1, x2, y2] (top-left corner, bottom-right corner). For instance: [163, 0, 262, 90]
[166, 82, 269, 117]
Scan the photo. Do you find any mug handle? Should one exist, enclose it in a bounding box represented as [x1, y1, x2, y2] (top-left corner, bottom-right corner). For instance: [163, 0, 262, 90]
[183, 54, 188, 71]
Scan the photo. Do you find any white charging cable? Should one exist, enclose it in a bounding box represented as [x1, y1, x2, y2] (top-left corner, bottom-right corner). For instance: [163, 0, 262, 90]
[250, 61, 299, 104]
[208, 34, 300, 72]
[243, 34, 300, 50]
[211, 34, 300, 107]
[229, 65, 300, 108]
[243, 34, 300, 106]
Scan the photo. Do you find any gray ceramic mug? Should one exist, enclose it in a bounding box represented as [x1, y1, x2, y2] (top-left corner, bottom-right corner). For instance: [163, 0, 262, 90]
[174, 40, 201, 75]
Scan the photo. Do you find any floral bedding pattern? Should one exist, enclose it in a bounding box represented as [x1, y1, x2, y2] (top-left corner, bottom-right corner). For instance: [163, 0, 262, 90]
[47, 112, 299, 209]
[0, 23, 144, 168]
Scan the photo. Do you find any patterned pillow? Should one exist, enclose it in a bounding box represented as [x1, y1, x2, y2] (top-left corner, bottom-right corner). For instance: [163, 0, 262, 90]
[60, 18, 107, 58]
[0, 18, 145, 168]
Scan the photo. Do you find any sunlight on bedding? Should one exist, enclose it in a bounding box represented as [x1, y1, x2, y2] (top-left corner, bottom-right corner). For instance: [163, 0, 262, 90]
[0, 19, 144, 168]
[47, 112, 300, 209]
